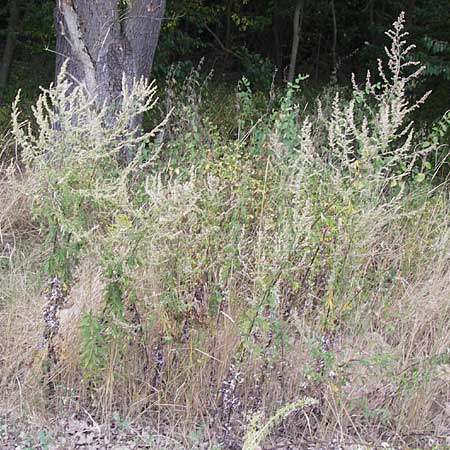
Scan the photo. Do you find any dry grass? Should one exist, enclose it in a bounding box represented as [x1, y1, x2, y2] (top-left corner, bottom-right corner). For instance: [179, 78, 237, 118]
[0, 14, 449, 450]
[1, 187, 448, 449]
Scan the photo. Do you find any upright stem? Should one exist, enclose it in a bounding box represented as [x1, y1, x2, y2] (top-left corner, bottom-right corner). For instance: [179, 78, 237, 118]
[223, 0, 234, 65]
[288, 0, 304, 83]
[272, 0, 282, 71]
[225, 0, 233, 50]
[330, 0, 338, 82]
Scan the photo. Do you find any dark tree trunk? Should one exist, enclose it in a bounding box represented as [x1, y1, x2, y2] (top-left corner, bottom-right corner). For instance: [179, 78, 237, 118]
[272, 0, 282, 72]
[0, 0, 20, 100]
[330, 0, 337, 82]
[225, 0, 233, 50]
[54, 0, 165, 113]
[288, 0, 304, 83]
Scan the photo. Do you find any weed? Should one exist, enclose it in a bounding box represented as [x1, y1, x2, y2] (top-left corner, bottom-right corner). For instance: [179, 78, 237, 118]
[0, 13, 449, 449]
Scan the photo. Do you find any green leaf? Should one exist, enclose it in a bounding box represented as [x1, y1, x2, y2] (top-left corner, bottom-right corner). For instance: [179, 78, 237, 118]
[415, 172, 426, 183]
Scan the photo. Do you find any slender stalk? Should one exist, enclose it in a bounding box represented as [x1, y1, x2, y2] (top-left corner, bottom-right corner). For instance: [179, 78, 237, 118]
[288, 0, 305, 83]
[330, 0, 338, 81]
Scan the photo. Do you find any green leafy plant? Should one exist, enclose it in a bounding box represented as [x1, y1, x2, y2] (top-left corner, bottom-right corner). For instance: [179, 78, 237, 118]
[10, 63, 163, 282]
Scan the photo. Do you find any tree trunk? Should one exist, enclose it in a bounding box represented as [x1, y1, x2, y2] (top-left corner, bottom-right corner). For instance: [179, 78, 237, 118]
[225, 0, 233, 50]
[287, 0, 304, 83]
[330, 0, 337, 82]
[272, 0, 282, 73]
[54, 0, 165, 114]
[223, 0, 234, 66]
[0, 0, 20, 99]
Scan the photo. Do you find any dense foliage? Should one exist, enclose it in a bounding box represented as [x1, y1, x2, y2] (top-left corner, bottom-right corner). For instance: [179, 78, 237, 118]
[1, 14, 449, 448]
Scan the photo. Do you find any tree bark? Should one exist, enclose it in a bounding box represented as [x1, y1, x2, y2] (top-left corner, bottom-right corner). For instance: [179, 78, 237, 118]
[54, 0, 166, 112]
[287, 0, 304, 83]
[0, 0, 20, 99]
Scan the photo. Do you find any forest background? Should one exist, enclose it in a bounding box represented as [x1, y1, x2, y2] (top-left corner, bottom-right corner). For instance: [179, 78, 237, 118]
[1, 0, 450, 124]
